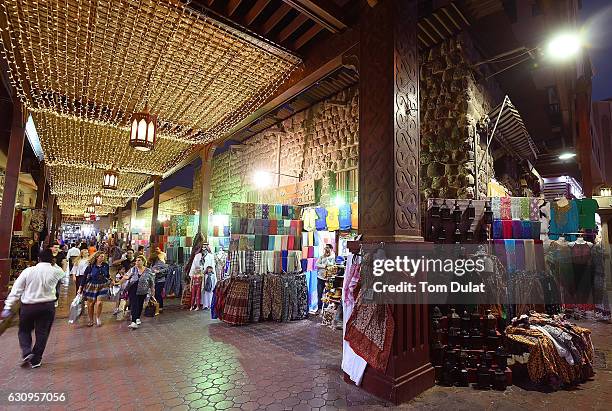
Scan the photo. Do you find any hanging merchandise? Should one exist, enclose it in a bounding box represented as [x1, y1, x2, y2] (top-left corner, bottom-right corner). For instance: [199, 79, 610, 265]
[315, 207, 328, 231]
[326, 206, 340, 231]
[549, 198, 579, 241]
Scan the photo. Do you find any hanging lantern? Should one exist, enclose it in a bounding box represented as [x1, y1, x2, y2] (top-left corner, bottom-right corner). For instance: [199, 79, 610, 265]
[93, 192, 103, 206]
[129, 103, 157, 151]
[83, 212, 90, 219]
[86, 205, 96, 214]
[102, 170, 119, 190]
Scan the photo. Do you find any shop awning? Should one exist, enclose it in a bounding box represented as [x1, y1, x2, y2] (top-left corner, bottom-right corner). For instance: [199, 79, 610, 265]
[488, 98, 539, 161]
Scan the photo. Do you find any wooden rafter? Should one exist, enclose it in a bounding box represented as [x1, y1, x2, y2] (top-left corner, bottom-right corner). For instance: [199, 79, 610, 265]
[261, 3, 292, 35]
[244, 0, 272, 25]
[227, 0, 242, 17]
[281, 0, 346, 33]
[293, 24, 323, 49]
[277, 14, 309, 43]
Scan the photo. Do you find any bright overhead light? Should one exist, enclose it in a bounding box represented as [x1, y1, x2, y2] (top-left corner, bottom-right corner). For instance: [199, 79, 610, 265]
[334, 195, 346, 206]
[558, 152, 576, 160]
[547, 32, 581, 61]
[253, 170, 273, 189]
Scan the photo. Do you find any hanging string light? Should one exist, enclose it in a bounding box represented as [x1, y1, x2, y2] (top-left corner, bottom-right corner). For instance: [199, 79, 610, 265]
[93, 192, 103, 206]
[102, 170, 119, 190]
[130, 103, 158, 151]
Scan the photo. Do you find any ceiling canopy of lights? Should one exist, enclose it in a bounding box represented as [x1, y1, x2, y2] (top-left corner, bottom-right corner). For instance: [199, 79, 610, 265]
[0, 0, 301, 215]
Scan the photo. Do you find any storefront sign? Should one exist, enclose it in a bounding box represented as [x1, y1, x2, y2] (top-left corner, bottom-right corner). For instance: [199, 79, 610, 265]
[253, 179, 316, 206]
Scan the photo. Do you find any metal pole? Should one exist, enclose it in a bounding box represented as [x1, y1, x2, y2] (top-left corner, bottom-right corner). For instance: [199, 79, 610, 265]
[477, 95, 508, 196]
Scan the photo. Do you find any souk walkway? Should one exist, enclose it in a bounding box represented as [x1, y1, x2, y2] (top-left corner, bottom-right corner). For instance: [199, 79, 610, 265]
[0, 293, 610, 411]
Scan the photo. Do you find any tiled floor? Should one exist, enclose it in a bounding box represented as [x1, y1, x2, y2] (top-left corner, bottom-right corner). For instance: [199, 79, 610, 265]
[0, 289, 610, 410]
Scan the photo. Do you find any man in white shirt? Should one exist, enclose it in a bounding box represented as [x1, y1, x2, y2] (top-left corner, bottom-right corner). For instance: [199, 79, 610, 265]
[1, 249, 66, 369]
[66, 243, 80, 270]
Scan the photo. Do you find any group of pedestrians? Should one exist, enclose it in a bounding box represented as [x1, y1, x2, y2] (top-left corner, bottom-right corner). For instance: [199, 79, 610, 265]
[1, 239, 170, 369]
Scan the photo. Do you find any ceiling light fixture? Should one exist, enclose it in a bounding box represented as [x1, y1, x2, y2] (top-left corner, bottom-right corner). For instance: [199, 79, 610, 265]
[558, 152, 576, 160]
[102, 170, 119, 190]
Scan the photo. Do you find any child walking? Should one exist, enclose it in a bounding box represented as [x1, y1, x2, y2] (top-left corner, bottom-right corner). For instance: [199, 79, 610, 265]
[202, 266, 216, 310]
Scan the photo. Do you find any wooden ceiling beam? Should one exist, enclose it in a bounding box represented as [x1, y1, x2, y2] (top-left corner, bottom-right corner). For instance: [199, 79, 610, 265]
[281, 0, 346, 33]
[277, 14, 309, 43]
[293, 24, 323, 50]
[261, 3, 292, 35]
[226, 0, 242, 17]
[243, 0, 272, 25]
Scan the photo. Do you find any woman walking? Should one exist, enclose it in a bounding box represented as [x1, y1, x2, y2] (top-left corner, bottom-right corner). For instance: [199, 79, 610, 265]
[149, 252, 168, 313]
[123, 255, 154, 329]
[71, 245, 90, 292]
[78, 251, 110, 327]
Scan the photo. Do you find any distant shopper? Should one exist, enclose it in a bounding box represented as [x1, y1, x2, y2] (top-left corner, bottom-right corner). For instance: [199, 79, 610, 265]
[149, 252, 168, 313]
[137, 245, 145, 257]
[71, 245, 90, 291]
[123, 255, 154, 329]
[66, 243, 80, 270]
[118, 248, 136, 273]
[154, 246, 167, 263]
[88, 242, 96, 256]
[1, 249, 66, 368]
[49, 241, 68, 308]
[316, 244, 336, 313]
[78, 251, 110, 327]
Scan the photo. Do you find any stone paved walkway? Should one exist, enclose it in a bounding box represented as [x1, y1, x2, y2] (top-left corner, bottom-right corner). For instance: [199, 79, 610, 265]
[0, 292, 610, 410]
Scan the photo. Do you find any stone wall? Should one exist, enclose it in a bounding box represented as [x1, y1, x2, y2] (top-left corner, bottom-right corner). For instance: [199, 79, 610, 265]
[420, 33, 503, 200]
[209, 87, 359, 214]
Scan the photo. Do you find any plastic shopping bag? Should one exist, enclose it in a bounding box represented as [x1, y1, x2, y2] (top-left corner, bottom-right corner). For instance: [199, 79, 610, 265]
[68, 294, 83, 324]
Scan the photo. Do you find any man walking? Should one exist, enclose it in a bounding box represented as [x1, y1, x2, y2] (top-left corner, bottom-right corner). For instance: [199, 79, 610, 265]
[1, 249, 66, 368]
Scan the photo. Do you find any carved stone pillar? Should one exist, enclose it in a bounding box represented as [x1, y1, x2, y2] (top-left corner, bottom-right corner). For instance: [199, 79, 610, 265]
[198, 144, 217, 241]
[353, 0, 434, 404]
[0, 102, 26, 303]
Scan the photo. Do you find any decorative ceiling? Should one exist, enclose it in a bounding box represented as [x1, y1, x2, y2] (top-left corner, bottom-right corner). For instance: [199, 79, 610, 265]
[0, 0, 301, 215]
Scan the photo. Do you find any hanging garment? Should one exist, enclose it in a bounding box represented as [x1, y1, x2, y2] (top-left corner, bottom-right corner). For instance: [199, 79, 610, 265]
[500, 197, 512, 220]
[491, 197, 502, 219]
[351, 202, 358, 229]
[530, 198, 540, 221]
[576, 198, 598, 230]
[338, 204, 352, 230]
[342, 255, 367, 385]
[315, 207, 328, 231]
[326, 207, 340, 231]
[549, 200, 579, 241]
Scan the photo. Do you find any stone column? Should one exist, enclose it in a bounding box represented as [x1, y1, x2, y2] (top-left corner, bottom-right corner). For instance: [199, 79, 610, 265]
[150, 176, 161, 246]
[355, 0, 434, 404]
[0, 101, 26, 303]
[198, 144, 217, 241]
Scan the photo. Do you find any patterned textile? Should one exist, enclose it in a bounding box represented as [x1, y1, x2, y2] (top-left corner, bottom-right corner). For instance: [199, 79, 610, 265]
[344, 253, 395, 373]
[29, 209, 46, 232]
[83, 282, 110, 301]
[262, 204, 269, 219]
[245, 250, 255, 273]
[229, 251, 239, 276]
[505, 313, 593, 388]
[511, 197, 522, 219]
[222, 278, 250, 325]
[520, 197, 530, 220]
[530, 198, 540, 221]
[491, 197, 501, 220]
[500, 197, 512, 220]
[248, 274, 263, 322]
[253, 251, 262, 274]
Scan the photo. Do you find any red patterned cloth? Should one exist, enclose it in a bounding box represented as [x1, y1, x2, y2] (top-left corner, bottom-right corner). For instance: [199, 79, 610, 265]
[345, 297, 394, 372]
[222, 278, 250, 325]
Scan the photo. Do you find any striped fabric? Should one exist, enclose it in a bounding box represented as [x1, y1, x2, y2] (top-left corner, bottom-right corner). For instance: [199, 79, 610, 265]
[488, 98, 538, 160]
